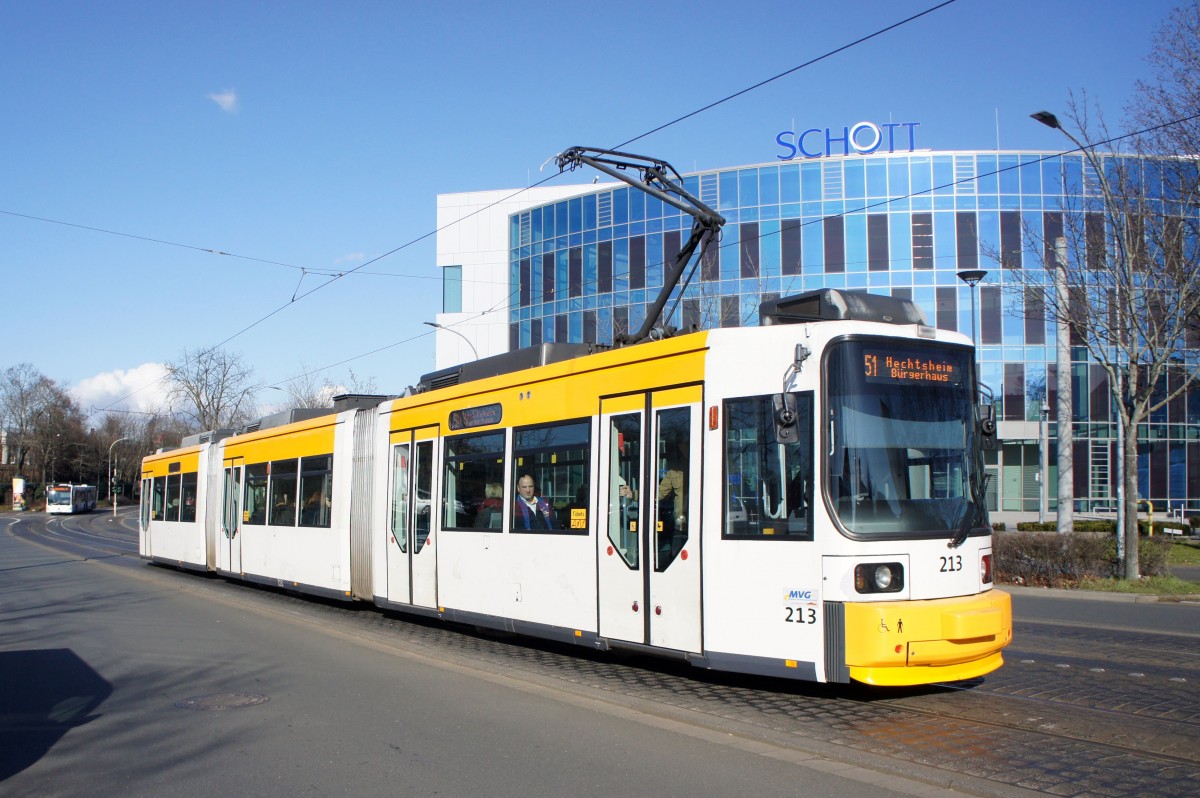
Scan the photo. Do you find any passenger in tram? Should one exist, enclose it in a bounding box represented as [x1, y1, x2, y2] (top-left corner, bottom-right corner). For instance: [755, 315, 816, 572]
[656, 445, 688, 563]
[618, 476, 635, 500]
[657, 453, 686, 532]
[513, 474, 558, 530]
[272, 496, 295, 525]
[474, 482, 504, 529]
[301, 489, 328, 526]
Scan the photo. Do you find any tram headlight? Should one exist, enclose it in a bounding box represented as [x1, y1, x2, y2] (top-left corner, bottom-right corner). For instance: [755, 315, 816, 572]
[981, 553, 993, 584]
[854, 562, 904, 594]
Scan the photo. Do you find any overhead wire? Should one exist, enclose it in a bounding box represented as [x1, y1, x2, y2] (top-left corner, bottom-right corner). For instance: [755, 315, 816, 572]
[81, 105, 1200, 415]
[12, 0, 966, 416]
[250, 0, 978, 388]
[431, 111, 1200, 347]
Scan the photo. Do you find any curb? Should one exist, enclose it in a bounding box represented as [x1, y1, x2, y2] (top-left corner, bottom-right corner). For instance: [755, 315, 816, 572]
[1002, 584, 1200, 603]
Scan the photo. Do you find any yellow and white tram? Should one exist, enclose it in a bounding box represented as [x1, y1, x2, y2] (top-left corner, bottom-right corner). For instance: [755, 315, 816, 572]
[140, 288, 1011, 687]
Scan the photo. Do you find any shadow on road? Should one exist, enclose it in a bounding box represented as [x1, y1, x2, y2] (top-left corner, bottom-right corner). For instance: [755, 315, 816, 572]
[0, 648, 112, 781]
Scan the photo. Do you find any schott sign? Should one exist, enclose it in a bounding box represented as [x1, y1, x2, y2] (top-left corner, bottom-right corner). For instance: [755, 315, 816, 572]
[775, 121, 920, 160]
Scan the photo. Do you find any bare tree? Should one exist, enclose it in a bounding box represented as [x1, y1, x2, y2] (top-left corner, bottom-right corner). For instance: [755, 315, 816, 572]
[1007, 4, 1200, 579]
[165, 348, 257, 433]
[0, 363, 53, 475]
[29, 382, 90, 485]
[0, 364, 96, 492]
[266, 364, 381, 411]
[1130, 2, 1200, 159]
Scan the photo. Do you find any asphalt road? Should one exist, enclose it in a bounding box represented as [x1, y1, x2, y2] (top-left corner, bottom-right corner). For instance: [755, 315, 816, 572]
[0, 516, 961, 798]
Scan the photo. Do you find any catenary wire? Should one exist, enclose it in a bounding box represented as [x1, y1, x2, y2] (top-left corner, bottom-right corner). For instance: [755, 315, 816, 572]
[86, 107, 1200, 416]
[0, 1, 1007, 415]
[313, 112, 1200, 377]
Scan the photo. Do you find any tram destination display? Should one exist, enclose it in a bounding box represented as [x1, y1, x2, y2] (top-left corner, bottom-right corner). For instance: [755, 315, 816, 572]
[862, 345, 967, 387]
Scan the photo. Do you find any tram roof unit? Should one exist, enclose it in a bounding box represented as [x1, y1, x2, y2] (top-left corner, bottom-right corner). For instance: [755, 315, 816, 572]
[759, 288, 929, 327]
[416, 341, 598, 393]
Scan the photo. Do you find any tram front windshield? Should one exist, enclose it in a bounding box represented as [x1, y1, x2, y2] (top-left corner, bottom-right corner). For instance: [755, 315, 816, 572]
[826, 338, 980, 537]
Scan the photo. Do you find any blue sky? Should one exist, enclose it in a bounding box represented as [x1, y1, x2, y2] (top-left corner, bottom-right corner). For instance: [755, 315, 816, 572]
[0, 0, 1181, 420]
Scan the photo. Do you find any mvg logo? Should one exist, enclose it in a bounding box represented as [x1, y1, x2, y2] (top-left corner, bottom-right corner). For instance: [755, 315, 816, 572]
[784, 589, 814, 602]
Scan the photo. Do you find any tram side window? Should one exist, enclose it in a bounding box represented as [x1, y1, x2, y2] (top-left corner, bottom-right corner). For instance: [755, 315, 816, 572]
[298, 454, 333, 528]
[390, 445, 410, 552]
[443, 432, 506, 530]
[244, 464, 269, 525]
[723, 393, 814, 540]
[164, 473, 182, 522]
[414, 440, 433, 551]
[141, 478, 152, 528]
[151, 476, 165, 521]
[654, 408, 691, 570]
[179, 472, 198, 523]
[269, 459, 299, 526]
[607, 414, 641, 568]
[513, 420, 590, 534]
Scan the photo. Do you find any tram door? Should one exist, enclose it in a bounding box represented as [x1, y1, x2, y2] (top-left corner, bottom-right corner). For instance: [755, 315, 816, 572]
[598, 388, 702, 653]
[386, 428, 439, 609]
[222, 460, 243, 574]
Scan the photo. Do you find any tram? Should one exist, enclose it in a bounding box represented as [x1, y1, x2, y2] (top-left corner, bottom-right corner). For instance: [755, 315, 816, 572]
[140, 287, 1011, 687]
[46, 483, 98, 514]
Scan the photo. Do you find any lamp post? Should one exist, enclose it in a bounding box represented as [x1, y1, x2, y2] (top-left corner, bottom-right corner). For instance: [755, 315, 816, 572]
[424, 321, 479, 362]
[108, 436, 131, 517]
[1033, 110, 1093, 536]
[1039, 400, 1049, 523]
[956, 269, 988, 350]
[267, 385, 304, 407]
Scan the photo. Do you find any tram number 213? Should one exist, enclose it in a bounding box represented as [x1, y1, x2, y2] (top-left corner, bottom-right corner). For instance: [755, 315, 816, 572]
[784, 606, 818, 624]
[940, 554, 964, 573]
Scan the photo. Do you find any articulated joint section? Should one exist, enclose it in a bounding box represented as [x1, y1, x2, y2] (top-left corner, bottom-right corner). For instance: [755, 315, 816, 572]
[843, 589, 1013, 687]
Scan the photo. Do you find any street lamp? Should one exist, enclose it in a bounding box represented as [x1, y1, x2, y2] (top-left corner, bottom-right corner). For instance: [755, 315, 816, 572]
[108, 436, 131, 517]
[424, 321, 479, 361]
[267, 385, 304, 406]
[1032, 110, 1092, 536]
[956, 269, 988, 350]
[1039, 400, 1049, 523]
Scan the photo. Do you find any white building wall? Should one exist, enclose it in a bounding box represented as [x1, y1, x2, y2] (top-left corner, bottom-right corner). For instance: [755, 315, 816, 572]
[433, 185, 591, 368]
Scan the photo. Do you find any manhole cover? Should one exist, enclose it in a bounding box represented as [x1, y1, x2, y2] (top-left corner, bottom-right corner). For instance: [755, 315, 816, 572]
[175, 693, 269, 710]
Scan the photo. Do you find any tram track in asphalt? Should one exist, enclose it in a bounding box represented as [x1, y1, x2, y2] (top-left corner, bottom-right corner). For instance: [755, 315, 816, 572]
[9, 508, 1200, 798]
[44, 514, 138, 553]
[908, 674, 1200, 765]
[138, 562, 1200, 797]
[8, 510, 142, 565]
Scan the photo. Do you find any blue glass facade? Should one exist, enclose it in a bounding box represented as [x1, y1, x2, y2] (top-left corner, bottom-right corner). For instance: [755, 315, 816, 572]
[506, 151, 1200, 515]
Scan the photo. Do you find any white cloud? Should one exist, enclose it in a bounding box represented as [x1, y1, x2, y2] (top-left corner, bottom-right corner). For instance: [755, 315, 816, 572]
[334, 252, 367, 265]
[71, 363, 172, 420]
[207, 89, 239, 113]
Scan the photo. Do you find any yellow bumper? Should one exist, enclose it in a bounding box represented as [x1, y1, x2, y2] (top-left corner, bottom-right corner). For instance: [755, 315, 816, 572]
[844, 589, 1012, 687]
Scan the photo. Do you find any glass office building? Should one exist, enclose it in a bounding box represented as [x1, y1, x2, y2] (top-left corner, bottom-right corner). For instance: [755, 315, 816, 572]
[437, 149, 1199, 517]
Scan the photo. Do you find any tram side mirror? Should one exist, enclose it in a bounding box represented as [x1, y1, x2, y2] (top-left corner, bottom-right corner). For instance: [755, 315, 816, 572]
[979, 403, 997, 451]
[772, 393, 800, 445]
